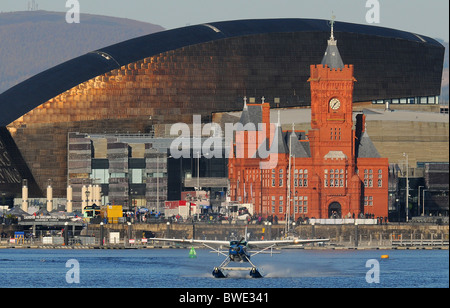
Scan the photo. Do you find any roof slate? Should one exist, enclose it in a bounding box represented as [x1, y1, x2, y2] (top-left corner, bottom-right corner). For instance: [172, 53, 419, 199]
[357, 131, 381, 158]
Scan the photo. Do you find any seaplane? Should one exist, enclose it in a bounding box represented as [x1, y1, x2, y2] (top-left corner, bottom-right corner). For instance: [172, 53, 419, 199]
[151, 228, 329, 278]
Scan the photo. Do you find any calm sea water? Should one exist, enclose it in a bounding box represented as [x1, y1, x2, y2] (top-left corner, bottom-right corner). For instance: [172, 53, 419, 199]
[0, 248, 448, 288]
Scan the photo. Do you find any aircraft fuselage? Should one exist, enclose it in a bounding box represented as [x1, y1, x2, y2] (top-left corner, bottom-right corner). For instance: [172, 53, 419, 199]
[228, 241, 250, 262]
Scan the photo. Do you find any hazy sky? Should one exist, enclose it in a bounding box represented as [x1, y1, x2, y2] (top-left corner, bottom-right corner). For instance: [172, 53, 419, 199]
[1, 0, 448, 41]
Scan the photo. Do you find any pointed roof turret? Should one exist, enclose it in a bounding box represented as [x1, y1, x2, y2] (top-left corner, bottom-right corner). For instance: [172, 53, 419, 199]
[238, 96, 263, 131]
[272, 110, 288, 154]
[321, 14, 345, 69]
[238, 96, 251, 126]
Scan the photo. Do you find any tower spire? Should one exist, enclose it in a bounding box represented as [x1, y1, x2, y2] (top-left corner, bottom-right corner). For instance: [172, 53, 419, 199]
[321, 13, 344, 69]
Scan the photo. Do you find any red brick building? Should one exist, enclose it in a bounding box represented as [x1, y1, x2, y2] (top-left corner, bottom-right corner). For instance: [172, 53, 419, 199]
[228, 29, 389, 221]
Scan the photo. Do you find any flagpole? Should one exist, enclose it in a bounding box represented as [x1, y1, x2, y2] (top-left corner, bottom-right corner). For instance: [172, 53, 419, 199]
[286, 124, 293, 236]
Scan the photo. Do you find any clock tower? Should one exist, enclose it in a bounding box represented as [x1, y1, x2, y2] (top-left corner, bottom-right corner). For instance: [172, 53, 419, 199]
[307, 17, 361, 218]
[308, 18, 357, 164]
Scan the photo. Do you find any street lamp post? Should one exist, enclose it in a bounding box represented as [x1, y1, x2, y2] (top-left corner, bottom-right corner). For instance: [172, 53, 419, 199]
[197, 151, 200, 191]
[64, 221, 69, 246]
[156, 153, 159, 213]
[418, 186, 424, 216]
[403, 152, 409, 222]
[130, 188, 138, 218]
[85, 190, 90, 212]
[99, 222, 104, 246]
[422, 189, 428, 217]
[286, 137, 292, 236]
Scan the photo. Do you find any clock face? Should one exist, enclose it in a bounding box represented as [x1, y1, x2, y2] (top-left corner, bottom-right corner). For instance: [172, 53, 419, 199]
[329, 98, 341, 110]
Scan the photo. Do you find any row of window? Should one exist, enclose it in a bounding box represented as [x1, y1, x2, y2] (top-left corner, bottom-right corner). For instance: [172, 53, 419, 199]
[322, 168, 383, 188]
[324, 168, 346, 187]
[325, 178, 346, 188]
[372, 96, 439, 105]
[330, 127, 342, 141]
[271, 206, 308, 214]
[236, 168, 384, 190]
[364, 196, 373, 206]
[90, 168, 166, 184]
[270, 195, 308, 212]
[235, 168, 310, 189]
[270, 168, 309, 188]
[363, 169, 383, 188]
[268, 178, 309, 188]
[364, 179, 383, 188]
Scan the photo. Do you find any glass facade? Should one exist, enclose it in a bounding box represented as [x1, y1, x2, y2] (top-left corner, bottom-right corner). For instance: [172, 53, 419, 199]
[65, 132, 229, 211]
[373, 95, 440, 105]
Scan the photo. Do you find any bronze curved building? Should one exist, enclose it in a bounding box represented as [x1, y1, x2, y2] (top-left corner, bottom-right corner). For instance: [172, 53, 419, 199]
[0, 18, 445, 200]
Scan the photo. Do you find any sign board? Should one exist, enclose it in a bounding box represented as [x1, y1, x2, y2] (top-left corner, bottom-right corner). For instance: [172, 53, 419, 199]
[110, 232, 120, 244]
[22, 216, 72, 223]
[14, 231, 24, 244]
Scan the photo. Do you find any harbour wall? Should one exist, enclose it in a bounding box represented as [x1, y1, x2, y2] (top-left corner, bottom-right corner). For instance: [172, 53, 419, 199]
[2, 222, 448, 248]
[88, 223, 449, 247]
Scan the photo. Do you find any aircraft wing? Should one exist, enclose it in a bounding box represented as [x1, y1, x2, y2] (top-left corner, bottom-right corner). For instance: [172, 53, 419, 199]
[150, 237, 329, 248]
[150, 238, 230, 246]
[247, 238, 329, 248]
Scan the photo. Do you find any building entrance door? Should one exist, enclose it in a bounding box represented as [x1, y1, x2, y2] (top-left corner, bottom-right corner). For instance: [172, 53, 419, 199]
[328, 202, 341, 218]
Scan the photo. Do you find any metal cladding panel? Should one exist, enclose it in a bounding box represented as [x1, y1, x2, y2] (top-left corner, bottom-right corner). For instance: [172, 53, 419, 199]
[0, 53, 118, 126]
[0, 18, 444, 126]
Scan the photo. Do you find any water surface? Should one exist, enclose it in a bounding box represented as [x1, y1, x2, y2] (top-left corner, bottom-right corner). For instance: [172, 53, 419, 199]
[0, 248, 447, 288]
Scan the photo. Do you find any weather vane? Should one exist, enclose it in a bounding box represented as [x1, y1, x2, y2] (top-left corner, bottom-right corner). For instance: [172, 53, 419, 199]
[328, 12, 336, 41]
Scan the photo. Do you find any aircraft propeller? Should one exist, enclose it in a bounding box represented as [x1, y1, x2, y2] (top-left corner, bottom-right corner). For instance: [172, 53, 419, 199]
[229, 237, 247, 253]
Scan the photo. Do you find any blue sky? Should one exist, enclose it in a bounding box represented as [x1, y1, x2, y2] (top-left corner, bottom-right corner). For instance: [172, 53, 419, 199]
[1, 0, 448, 41]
